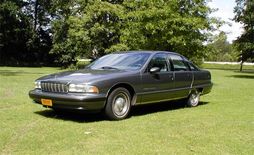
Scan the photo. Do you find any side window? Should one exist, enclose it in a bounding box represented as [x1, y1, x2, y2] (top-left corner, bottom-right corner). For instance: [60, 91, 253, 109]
[189, 62, 199, 71]
[148, 53, 169, 72]
[170, 55, 189, 71]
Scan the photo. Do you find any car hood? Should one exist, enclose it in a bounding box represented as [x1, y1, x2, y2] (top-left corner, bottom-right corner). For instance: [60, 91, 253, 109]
[37, 69, 133, 84]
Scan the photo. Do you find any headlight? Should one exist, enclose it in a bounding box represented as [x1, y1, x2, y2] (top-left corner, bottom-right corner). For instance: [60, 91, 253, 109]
[35, 81, 41, 89]
[68, 84, 99, 93]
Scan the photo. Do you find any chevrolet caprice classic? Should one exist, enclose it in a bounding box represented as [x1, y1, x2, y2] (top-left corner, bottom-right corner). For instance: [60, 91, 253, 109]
[29, 51, 213, 120]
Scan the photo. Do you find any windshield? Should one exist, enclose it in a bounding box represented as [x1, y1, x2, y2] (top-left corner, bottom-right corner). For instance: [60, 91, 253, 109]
[87, 53, 151, 70]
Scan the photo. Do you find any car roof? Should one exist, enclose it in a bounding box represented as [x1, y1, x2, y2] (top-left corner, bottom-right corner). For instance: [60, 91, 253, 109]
[115, 50, 190, 62]
[114, 50, 181, 56]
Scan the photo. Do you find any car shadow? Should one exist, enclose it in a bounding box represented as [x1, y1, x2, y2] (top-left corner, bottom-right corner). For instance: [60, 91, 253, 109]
[130, 100, 209, 117]
[34, 110, 107, 123]
[234, 70, 254, 74]
[34, 101, 209, 123]
[227, 74, 254, 79]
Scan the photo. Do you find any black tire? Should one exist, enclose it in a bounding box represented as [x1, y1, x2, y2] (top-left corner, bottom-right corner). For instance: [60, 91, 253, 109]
[186, 89, 200, 107]
[105, 87, 131, 120]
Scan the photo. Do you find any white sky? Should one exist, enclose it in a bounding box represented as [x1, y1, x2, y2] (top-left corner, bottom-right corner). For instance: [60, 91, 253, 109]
[208, 0, 243, 43]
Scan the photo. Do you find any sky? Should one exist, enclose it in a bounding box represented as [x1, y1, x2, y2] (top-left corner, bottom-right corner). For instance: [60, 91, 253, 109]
[208, 0, 243, 43]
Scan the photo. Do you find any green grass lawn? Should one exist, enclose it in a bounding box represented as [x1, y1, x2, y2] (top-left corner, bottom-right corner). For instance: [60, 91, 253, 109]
[0, 65, 253, 154]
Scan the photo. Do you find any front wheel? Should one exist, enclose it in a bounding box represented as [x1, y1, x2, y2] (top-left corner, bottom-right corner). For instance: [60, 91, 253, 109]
[186, 90, 200, 107]
[105, 88, 131, 120]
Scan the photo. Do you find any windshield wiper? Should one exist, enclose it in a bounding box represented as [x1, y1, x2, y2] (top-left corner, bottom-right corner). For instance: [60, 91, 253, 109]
[100, 66, 120, 70]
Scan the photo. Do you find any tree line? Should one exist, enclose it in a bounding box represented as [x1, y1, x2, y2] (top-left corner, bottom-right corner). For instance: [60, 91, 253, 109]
[0, 0, 253, 68]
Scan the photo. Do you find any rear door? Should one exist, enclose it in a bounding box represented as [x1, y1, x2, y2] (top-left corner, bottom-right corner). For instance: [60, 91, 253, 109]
[169, 54, 193, 98]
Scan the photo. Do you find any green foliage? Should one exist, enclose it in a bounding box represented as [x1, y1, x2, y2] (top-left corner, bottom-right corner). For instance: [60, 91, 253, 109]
[0, 0, 220, 66]
[49, 0, 82, 67]
[118, 0, 215, 62]
[0, 0, 54, 66]
[76, 60, 91, 69]
[50, 0, 218, 65]
[50, 19, 76, 67]
[105, 43, 130, 53]
[206, 32, 237, 62]
[233, 0, 254, 63]
[50, 0, 124, 66]
[0, 0, 32, 65]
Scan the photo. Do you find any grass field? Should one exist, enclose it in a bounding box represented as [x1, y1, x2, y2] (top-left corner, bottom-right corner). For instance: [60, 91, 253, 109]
[0, 65, 253, 154]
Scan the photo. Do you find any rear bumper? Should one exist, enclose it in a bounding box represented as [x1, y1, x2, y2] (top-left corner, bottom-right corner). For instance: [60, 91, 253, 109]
[29, 89, 107, 110]
[200, 83, 213, 95]
[192, 83, 213, 95]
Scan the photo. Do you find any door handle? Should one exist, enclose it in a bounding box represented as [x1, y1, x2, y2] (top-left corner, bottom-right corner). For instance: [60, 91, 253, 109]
[169, 75, 174, 80]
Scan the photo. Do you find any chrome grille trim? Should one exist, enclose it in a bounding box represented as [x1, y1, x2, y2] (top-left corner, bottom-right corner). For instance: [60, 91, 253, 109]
[41, 82, 68, 93]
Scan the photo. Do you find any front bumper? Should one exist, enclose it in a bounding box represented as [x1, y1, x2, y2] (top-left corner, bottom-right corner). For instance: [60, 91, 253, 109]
[29, 89, 107, 110]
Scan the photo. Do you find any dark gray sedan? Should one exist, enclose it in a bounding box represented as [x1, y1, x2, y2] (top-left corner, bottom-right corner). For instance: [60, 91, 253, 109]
[29, 51, 212, 120]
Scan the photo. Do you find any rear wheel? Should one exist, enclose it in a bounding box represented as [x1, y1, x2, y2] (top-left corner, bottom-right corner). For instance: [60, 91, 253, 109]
[105, 87, 131, 120]
[186, 89, 200, 107]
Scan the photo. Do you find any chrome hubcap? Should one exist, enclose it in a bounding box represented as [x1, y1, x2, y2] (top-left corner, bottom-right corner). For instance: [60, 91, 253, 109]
[113, 93, 129, 116]
[190, 92, 200, 106]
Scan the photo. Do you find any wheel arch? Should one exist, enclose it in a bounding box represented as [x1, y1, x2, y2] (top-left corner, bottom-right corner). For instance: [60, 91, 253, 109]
[189, 87, 203, 95]
[106, 83, 136, 106]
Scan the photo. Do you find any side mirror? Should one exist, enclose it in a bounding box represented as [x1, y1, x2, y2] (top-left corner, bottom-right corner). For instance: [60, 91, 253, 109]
[149, 67, 160, 74]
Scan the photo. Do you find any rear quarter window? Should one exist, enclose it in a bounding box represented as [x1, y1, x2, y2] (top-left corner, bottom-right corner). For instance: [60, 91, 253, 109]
[170, 55, 189, 71]
[188, 62, 199, 71]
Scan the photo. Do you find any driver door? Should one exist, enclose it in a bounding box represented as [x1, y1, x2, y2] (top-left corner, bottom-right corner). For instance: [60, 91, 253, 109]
[140, 53, 174, 104]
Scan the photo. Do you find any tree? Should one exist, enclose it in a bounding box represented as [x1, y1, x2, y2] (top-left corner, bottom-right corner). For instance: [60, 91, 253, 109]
[0, 0, 54, 66]
[206, 32, 236, 62]
[115, 0, 216, 63]
[50, 0, 124, 66]
[0, 0, 221, 67]
[50, 0, 218, 66]
[50, 0, 84, 67]
[234, 0, 254, 71]
[24, 0, 54, 64]
[0, 0, 32, 65]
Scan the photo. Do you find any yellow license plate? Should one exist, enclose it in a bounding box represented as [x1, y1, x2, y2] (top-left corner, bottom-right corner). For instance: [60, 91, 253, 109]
[41, 99, 53, 107]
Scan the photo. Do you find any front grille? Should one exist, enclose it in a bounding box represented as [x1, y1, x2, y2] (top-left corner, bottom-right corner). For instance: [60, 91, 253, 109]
[41, 82, 68, 93]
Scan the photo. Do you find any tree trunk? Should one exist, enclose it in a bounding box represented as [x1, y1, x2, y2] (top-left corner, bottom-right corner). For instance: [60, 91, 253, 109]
[34, 0, 38, 32]
[240, 61, 243, 72]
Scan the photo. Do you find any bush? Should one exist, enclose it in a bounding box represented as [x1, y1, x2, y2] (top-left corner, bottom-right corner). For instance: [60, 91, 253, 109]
[76, 60, 91, 69]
